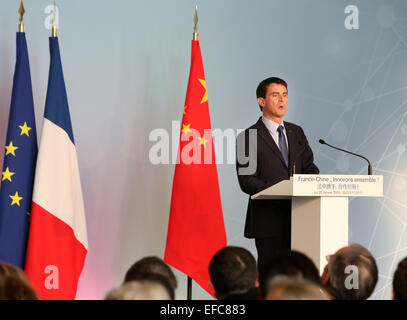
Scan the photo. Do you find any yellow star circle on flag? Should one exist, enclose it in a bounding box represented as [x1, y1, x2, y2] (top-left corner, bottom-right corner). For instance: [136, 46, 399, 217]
[198, 78, 208, 104]
[19, 122, 32, 136]
[5, 141, 18, 156]
[2, 167, 15, 182]
[182, 123, 192, 136]
[200, 135, 208, 147]
[10, 191, 23, 207]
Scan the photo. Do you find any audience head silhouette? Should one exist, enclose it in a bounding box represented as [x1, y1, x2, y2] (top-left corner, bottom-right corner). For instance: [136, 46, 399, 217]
[393, 257, 407, 300]
[106, 273, 174, 300]
[259, 250, 320, 299]
[321, 243, 378, 300]
[209, 246, 258, 300]
[266, 277, 331, 300]
[124, 256, 177, 291]
[0, 262, 38, 300]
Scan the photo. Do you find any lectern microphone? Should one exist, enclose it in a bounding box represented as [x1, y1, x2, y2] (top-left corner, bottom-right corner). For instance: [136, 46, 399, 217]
[319, 139, 372, 175]
[290, 143, 305, 177]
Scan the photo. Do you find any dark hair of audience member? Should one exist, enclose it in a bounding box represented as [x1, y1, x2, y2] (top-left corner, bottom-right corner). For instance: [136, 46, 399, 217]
[209, 246, 257, 299]
[259, 250, 321, 299]
[123, 256, 177, 290]
[0, 262, 38, 300]
[392, 257, 407, 300]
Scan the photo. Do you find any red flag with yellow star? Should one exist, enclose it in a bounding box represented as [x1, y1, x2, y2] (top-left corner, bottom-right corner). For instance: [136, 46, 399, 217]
[164, 40, 227, 297]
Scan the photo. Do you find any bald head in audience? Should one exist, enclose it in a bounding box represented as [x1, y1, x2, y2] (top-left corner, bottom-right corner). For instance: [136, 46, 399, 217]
[266, 277, 331, 300]
[321, 243, 378, 300]
[105, 274, 174, 300]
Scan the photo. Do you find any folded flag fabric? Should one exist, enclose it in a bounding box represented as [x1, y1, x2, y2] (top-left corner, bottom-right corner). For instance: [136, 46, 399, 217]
[24, 37, 88, 300]
[165, 39, 227, 297]
[0, 32, 37, 269]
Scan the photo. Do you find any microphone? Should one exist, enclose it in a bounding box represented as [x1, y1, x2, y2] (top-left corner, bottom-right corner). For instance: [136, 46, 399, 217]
[319, 139, 372, 175]
[290, 141, 305, 176]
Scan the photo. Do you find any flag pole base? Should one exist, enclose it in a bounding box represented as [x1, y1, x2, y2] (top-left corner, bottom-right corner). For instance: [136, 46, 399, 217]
[187, 276, 192, 300]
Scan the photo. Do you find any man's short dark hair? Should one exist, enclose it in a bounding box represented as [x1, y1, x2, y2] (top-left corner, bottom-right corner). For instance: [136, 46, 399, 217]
[393, 257, 407, 300]
[256, 77, 288, 111]
[124, 256, 177, 290]
[259, 250, 321, 299]
[327, 244, 378, 300]
[209, 246, 257, 299]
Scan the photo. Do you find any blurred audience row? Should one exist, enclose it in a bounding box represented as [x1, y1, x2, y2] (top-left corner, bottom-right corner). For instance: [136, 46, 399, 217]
[0, 243, 406, 300]
[105, 244, 406, 300]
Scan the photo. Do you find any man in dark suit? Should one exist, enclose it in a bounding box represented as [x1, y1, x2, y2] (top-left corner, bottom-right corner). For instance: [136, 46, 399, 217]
[236, 77, 319, 273]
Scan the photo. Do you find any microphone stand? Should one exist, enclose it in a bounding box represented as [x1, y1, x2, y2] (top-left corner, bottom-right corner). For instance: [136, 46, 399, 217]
[319, 139, 372, 175]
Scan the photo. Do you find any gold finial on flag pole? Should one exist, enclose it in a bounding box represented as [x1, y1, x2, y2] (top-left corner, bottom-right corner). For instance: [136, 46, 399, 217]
[193, 5, 198, 41]
[51, 0, 58, 37]
[18, 0, 25, 32]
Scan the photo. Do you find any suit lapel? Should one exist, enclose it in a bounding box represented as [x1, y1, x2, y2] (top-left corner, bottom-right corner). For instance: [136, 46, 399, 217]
[255, 118, 287, 167]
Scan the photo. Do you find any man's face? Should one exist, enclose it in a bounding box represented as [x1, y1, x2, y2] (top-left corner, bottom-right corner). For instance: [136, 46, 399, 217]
[258, 83, 288, 122]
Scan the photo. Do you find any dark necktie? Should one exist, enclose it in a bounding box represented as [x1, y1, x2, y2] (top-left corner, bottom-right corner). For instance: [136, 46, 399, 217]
[277, 125, 289, 167]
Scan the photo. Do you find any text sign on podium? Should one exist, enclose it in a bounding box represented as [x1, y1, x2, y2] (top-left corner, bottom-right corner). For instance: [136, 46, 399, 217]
[252, 174, 383, 199]
[293, 174, 383, 197]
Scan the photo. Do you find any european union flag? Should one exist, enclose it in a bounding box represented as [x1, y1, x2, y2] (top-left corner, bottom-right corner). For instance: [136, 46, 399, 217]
[0, 32, 37, 268]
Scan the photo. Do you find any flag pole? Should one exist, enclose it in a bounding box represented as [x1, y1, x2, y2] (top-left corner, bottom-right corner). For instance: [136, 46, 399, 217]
[186, 6, 199, 301]
[187, 276, 192, 300]
[18, 0, 25, 32]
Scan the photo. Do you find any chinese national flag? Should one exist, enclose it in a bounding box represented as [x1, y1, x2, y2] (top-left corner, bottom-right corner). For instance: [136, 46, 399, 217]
[164, 40, 227, 297]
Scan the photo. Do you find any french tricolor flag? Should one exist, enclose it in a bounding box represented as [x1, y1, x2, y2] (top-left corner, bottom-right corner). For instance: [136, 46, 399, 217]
[24, 37, 88, 300]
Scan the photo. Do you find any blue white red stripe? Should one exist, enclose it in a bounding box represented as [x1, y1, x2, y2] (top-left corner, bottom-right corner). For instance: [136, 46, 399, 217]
[24, 37, 87, 300]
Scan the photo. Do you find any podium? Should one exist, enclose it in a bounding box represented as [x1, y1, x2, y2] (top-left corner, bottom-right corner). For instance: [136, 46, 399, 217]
[251, 174, 383, 272]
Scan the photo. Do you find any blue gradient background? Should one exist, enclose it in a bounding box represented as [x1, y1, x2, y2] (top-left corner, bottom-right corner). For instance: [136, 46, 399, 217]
[0, 0, 406, 299]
